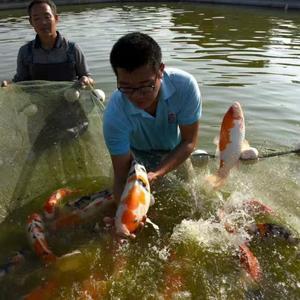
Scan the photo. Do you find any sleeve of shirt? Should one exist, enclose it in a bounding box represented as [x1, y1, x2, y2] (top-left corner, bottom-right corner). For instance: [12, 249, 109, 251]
[177, 74, 202, 125]
[73, 43, 91, 78]
[13, 45, 31, 82]
[103, 95, 131, 155]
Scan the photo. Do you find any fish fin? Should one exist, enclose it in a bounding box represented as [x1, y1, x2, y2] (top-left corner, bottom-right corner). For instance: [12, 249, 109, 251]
[213, 135, 219, 145]
[145, 218, 160, 234]
[213, 136, 220, 157]
[241, 139, 250, 151]
[240, 147, 259, 160]
[150, 194, 155, 206]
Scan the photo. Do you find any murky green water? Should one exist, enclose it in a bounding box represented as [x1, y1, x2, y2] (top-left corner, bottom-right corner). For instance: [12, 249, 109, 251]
[0, 3, 299, 299]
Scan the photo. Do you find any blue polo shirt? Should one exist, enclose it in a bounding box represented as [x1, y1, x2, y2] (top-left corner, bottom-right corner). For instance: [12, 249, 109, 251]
[103, 67, 202, 155]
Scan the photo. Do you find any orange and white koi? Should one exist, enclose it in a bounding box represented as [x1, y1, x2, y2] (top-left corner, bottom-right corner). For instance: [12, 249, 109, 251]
[115, 160, 156, 238]
[27, 213, 56, 264]
[206, 101, 250, 188]
[43, 188, 78, 220]
[50, 189, 113, 231]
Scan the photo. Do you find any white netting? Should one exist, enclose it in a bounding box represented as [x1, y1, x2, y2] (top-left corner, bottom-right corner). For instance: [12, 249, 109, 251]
[0, 81, 111, 219]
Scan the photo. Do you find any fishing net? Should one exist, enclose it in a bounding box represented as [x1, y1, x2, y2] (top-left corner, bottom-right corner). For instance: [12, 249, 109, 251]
[0, 81, 111, 220]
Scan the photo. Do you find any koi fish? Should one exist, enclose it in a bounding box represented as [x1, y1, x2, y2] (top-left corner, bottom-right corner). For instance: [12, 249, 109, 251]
[239, 243, 262, 282]
[27, 213, 56, 264]
[162, 251, 185, 299]
[78, 277, 108, 300]
[248, 223, 299, 244]
[0, 250, 26, 279]
[243, 198, 274, 216]
[218, 201, 262, 282]
[50, 189, 114, 231]
[23, 279, 58, 300]
[43, 188, 78, 220]
[115, 160, 156, 238]
[206, 101, 250, 188]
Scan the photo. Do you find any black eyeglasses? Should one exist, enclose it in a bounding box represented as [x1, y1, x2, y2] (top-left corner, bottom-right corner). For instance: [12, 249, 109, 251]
[118, 75, 157, 96]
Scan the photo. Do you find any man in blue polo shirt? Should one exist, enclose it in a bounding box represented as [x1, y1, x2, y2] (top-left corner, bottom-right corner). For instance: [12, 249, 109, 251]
[103, 32, 202, 203]
[1, 0, 93, 86]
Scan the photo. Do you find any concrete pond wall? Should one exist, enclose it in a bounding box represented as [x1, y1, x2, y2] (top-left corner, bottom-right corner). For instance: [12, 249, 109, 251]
[0, 0, 299, 11]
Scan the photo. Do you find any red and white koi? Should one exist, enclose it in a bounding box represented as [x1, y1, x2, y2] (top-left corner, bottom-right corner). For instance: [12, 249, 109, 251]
[43, 188, 78, 220]
[50, 189, 114, 231]
[217, 198, 265, 282]
[218, 197, 298, 282]
[207, 101, 251, 189]
[27, 213, 56, 264]
[115, 160, 156, 238]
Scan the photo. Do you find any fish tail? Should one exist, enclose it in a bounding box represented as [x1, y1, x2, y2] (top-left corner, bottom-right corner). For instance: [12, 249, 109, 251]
[43, 188, 78, 220]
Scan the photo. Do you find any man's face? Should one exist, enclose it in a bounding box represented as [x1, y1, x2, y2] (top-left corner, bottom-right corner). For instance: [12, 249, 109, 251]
[116, 64, 164, 111]
[29, 3, 58, 39]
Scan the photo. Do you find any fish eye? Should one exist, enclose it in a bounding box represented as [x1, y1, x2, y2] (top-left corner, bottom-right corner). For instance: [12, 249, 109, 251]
[137, 178, 147, 188]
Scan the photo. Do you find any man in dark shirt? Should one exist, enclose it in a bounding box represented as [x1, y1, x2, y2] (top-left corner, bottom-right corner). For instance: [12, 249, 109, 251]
[2, 0, 94, 86]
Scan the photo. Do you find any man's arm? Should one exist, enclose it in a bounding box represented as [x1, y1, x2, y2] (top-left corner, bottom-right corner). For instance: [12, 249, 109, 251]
[111, 152, 133, 204]
[13, 45, 31, 82]
[74, 44, 95, 86]
[148, 120, 199, 182]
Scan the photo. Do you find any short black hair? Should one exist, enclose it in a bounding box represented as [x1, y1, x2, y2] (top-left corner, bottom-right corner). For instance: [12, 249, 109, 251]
[110, 32, 162, 76]
[28, 0, 57, 16]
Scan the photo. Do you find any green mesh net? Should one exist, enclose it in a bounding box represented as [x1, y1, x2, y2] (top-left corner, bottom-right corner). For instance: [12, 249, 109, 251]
[0, 81, 111, 220]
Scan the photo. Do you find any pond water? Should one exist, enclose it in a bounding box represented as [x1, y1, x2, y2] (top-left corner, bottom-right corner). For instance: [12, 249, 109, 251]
[0, 2, 299, 299]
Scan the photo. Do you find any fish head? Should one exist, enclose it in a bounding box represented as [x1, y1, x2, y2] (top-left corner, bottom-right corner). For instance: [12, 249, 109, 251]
[219, 101, 245, 151]
[126, 160, 150, 191]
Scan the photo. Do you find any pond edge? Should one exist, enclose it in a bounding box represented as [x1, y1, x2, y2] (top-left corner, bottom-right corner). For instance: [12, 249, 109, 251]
[0, 0, 299, 11]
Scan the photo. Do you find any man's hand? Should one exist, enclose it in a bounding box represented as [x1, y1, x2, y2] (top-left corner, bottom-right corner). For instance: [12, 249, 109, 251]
[78, 76, 95, 88]
[147, 171, 160, 183]
[1, 80, 12, 87]
[103, 216, 146, 241]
